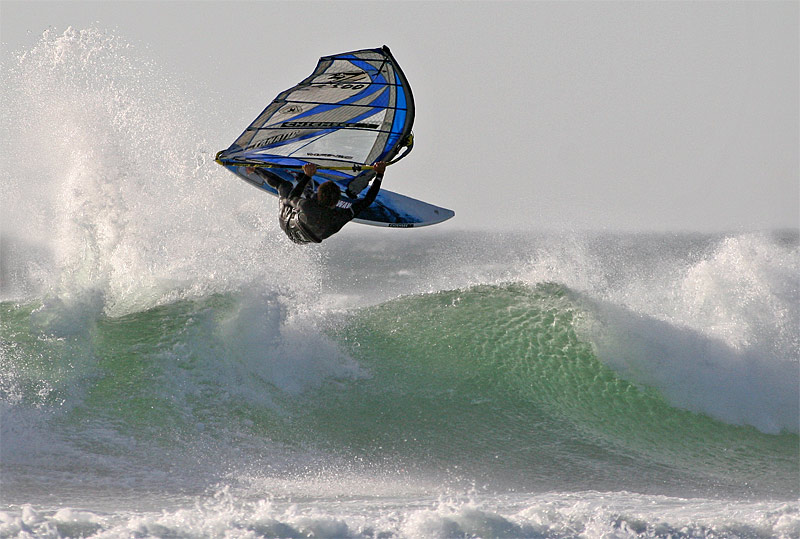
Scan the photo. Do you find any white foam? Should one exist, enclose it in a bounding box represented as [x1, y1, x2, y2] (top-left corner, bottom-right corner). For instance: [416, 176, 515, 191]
[215, 291, 365, 398]
[1, 490, 796, 538]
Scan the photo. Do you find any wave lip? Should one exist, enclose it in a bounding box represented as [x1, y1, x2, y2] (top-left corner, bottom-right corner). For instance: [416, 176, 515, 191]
[576, 290, 799, 435]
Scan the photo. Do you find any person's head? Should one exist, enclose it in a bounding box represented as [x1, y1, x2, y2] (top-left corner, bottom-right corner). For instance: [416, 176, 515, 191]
[317, 181, 341, 208]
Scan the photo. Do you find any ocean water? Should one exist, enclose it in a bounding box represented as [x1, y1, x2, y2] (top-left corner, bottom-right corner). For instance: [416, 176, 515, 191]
[1, 27, 799, 538]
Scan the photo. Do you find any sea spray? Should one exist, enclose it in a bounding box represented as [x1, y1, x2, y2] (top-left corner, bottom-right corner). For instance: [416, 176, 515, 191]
[675, 233, 800, 355]
[519, 231, 799, 361]
[1, 26, 322, 315]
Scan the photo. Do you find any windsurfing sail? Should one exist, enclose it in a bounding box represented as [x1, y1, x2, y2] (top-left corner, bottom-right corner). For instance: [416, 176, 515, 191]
[216, 45, 414, 174]
[216, 46, 454, 227]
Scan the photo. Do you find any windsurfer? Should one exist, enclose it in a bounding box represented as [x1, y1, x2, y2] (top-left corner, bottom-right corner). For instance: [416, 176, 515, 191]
[246, 161, 386, 244]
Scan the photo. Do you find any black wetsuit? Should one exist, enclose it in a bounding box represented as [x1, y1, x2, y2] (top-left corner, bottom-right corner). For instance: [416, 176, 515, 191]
[255, 168, 382, 244]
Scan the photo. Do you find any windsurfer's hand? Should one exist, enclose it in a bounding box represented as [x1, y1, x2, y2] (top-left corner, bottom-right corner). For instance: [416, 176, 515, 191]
[245, 166, 255, 174]
[372, 161, 387, 175]
[302, 163, 317, 176]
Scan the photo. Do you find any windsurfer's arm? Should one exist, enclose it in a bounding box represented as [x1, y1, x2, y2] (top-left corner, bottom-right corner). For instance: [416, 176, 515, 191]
[351, 161, 385, 215]
[288, 163, 317, 199]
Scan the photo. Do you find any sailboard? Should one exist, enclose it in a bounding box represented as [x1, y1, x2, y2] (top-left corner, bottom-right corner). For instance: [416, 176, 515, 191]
[216, 46, 454, 227]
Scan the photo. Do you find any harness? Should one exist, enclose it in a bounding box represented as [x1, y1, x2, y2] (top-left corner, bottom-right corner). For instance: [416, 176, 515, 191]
[278, 203, 321, 244]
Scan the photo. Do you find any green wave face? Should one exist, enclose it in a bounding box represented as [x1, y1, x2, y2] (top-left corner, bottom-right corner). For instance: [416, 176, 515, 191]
[308, 283, 798, 497]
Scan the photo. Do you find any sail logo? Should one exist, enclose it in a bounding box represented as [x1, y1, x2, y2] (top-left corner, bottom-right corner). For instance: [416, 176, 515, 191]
[283, 121, 379, 129]
[319, 71, 369, 89]
[307, 152, 354, 160]
[247, 131, 298, 149]
[280, 104, 304, 114]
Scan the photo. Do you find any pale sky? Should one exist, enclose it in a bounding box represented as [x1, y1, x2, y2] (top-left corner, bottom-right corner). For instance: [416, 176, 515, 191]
[2, 0, 798, 232]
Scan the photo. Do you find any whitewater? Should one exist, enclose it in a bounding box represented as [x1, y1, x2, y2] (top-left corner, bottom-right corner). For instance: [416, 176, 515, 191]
[1, 28, 798, 538]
